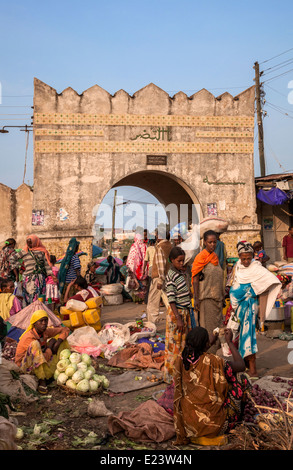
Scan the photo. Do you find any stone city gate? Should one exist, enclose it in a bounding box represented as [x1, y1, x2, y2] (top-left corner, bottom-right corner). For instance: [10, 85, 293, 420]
[30, 78, 260, 266]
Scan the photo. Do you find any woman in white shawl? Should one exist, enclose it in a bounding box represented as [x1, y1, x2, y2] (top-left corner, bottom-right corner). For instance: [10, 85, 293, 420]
[229, 241, 281, 377]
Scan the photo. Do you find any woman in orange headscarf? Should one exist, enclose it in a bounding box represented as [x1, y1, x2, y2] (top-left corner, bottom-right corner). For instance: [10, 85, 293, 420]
[192, 230, 224, 353]
[17, 235, 55, 305]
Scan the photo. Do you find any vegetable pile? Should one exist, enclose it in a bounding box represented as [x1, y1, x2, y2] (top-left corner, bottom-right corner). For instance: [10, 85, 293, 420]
[54, 350, 109, 393]
[244, 379, 293, 423]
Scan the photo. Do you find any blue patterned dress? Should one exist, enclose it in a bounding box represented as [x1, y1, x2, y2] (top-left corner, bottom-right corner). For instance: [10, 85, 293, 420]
[229, 282, 258, 358]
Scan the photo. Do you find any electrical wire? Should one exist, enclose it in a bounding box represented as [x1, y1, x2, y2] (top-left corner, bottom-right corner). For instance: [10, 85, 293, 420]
[265, 102, 293, 119]
[22, 130, 30, 184]
[261, 57, 293, 74]
[265, 100, 293, 114]
[262, 67, 293, 84]
[260, 47, 293, 65]
[264, 83, 288, 98]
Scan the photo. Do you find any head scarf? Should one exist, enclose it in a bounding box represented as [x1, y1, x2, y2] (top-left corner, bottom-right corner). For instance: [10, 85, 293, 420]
[237, 241, 254, 255]
[58, 237, 80, 294]
[19, 309, 48, 340]
[24, 234, 52, 266]
[191, 249, 219, 280]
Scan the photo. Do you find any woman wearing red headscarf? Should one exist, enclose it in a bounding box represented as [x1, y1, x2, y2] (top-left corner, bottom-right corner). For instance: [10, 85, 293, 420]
[16, 234, 55, 305]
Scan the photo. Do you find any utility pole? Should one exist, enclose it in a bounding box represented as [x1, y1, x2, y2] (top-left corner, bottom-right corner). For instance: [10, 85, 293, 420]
[254, 61, 266, 177]
[110, 189, 117, 255]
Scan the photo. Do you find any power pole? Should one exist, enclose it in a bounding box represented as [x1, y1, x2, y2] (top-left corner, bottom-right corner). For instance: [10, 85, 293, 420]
[254, 61, 266, 176]
[110, 189, 117, 255]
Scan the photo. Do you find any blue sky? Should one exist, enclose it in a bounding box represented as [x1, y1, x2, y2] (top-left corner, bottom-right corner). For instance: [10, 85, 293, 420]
[1, 0, 293, 210]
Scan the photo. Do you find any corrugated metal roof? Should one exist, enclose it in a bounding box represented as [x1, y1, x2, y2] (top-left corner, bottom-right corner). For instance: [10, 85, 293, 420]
[255, 173, 293, 182]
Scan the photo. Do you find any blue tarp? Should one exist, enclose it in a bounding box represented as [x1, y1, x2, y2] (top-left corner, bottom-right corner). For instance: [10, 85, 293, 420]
[257, 187, 288, 205]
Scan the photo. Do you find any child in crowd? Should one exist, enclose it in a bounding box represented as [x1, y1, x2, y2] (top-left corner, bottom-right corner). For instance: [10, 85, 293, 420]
[45, 255, 60, 310]
[164, 246, 192, 383]
[253, 241, 270, 267]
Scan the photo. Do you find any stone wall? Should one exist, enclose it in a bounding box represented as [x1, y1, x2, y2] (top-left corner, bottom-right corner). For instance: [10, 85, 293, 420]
[31, 79, 260, 260]
[0, 183, 33, 248]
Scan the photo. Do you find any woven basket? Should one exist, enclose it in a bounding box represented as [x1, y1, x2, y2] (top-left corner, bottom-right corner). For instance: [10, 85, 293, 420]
[59, 383, 103, 397]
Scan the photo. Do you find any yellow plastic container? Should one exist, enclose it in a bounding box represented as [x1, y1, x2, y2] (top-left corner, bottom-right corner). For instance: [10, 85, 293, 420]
[69, 311, 86, 328]
[61, 319, 72, 329]
[60, 306, 72, 320]
[91, 320, 102, 332]
[85, 296, 103, 309]
[83, 308, 101, 325]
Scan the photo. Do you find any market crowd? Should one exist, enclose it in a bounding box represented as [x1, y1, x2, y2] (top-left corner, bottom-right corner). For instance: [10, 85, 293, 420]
[0, 224, 293, 445]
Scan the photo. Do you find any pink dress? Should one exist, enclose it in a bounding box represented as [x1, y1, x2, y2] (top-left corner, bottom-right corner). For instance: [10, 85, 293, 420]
[45, 266, 59, 302]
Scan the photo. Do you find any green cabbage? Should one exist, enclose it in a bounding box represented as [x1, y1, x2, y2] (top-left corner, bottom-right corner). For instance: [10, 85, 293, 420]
[54, 369, 60, 380]
[77, 362, 88, 372]
[65, 364, 77, 377]
[69, 352, 81, 364]
[57, 359, 70, 372]
[66, 379, 77, 390]
[84, 369, 94, 380]
[76, 379, 89, 392]
[57, 372, 68, 385]
[102, 377, 110, 389]
[72, 370, 84, 383]
[92, 374, 102, 385]
[81, 353, 92, 366]
[59, 349, 71, 360]
[87, 365, 96, 373]
[89, 379, 99, 391]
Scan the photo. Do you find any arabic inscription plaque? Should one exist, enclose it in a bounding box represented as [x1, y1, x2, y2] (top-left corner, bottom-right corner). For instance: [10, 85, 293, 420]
[146, 155, 167, 165]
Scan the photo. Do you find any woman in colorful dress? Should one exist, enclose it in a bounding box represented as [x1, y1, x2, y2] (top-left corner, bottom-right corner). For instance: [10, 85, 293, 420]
[17, 235, 54, 305]
[164, 246, 192, 384]
[126, 233, 147, 282]
[229, 241, 281, 377]
[15, 310, 70, 394]
[173, 326, 250, 446]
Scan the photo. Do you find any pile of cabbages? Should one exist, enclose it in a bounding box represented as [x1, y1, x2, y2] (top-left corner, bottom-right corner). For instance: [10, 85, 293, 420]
[54, 349, 109, 393]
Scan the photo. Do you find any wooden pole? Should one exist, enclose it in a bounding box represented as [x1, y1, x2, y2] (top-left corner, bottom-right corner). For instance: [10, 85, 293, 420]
[110, 189, 117, 255]
[254, 61, 266, 176]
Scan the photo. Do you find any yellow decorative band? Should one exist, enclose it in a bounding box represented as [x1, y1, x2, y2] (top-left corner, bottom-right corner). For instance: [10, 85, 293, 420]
[35, 129, 104, 136]
[195, 130, 253, 138]
[34, 113, 254, 128]
[35, 140, 254, 154]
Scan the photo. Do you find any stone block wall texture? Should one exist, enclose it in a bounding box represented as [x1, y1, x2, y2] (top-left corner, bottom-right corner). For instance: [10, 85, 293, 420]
[30, 79, 260, 261]
[0, 183, 33, 249]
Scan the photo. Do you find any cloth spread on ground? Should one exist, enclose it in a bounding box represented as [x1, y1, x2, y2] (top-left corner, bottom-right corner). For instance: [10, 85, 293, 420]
[107, 369, 163, 394]
[108, 342, 165, 370]
[108, 400, 175, 442]
[191, 249, 219, 280]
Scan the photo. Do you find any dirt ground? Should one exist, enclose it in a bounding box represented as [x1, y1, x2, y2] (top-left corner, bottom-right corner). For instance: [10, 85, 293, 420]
[11, 301, 293, 451]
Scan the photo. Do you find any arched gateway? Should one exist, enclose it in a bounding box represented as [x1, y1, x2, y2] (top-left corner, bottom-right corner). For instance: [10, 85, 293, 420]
[32, 78, 260, 265]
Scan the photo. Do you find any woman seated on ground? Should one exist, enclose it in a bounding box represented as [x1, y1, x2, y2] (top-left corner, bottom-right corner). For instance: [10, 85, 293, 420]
[173, 326, 251, 446]
[63, 275, 99, 305]
[14, 310, 70, 394]
[0, 278, 22, 321]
